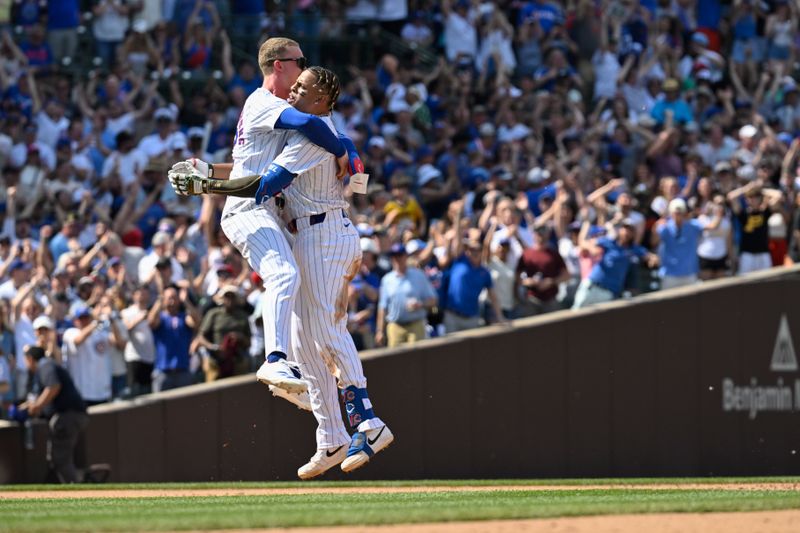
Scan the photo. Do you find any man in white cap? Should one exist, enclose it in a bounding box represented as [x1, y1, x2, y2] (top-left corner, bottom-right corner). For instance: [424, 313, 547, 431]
[652, 198, 723, 290]
[138, 231, 184, 284]
[734, 124, 759, 164]
[137, 106, 186, 159]
[33, 315, 61, 364]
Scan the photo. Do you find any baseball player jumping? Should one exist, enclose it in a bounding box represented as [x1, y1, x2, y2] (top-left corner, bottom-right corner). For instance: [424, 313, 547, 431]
[169, 37, 350, 396]
[169, 67, 394, 478]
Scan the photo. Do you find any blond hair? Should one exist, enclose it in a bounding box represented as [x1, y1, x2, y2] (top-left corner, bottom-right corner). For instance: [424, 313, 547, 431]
[257, 37, 300, 75]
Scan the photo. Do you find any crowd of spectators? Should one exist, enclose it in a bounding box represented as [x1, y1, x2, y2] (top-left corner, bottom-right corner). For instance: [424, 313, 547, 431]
[1, 0, 800, 416]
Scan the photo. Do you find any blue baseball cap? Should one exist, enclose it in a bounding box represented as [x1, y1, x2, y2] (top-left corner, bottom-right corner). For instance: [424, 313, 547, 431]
[388, 243, 407, 256]
[415, 145, 433, 161]
[8, 258, 31, 272]
[72, 306, 92, 320]
[588, 225, 607, 238]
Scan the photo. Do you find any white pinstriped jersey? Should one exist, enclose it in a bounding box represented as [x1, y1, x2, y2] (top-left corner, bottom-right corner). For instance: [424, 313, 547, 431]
[273, 115, 349, 220]
[223, 88, 291, 218]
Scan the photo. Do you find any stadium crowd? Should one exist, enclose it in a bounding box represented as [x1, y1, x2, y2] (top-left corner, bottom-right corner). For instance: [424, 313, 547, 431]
[1, 0, 800, 415]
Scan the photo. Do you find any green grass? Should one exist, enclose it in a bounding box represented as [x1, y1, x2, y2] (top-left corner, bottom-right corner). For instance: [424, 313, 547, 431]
[4, 476, 800, 491]
[2, 487, 800, 532]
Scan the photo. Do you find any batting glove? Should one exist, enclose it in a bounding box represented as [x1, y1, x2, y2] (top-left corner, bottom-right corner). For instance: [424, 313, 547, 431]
[171, 158, 215, 178]
[168, 170, 210, 196]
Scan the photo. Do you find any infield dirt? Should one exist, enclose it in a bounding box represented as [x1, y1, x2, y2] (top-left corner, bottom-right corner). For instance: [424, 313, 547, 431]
[1, 482, 799, 499]
[218, 510, 800, 533]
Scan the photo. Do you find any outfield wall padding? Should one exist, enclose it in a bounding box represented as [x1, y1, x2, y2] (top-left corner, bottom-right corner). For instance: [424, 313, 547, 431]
[2, 267, 800, 483]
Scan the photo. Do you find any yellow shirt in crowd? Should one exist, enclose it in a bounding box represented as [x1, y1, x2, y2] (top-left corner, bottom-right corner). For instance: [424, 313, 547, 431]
[384, 197, 424, 226]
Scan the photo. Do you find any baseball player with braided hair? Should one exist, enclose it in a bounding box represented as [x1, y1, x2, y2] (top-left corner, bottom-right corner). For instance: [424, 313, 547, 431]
[169, 37, 353, 396]
[170, 67, 394, 479]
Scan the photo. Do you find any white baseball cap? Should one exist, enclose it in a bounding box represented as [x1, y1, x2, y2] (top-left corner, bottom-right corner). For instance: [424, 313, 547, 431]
[170, 136, 187, 151]
[360, 237, 378, 255]
[668, 198, 688, 213]
[368, 136, 386, 150]
[527, 167, 550, 184]
[33, 315, 54, 330]
[154, 107, 174, 121]
[739, 124, 758, 139]
[417, 164, 443, 187]
[405, 238, 426, 255]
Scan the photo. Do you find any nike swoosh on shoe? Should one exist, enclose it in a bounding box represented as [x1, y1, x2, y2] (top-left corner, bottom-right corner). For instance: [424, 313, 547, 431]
[326, 445, 344, 457]
[367, 427, 386, 446]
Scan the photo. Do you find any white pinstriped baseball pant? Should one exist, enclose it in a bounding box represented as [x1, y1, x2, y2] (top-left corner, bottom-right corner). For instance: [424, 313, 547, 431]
[291, 209, 385, 450]
[220, 201, 298, 359]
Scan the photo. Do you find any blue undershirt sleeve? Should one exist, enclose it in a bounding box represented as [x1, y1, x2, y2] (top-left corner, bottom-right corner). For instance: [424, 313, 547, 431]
[274, 108, 346, 157]
[255, 163, 297, 204]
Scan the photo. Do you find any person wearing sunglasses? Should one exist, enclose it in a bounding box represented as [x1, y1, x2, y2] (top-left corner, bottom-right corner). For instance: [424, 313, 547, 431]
[169, 65, 393, 480]
[167, 37, 353, 398]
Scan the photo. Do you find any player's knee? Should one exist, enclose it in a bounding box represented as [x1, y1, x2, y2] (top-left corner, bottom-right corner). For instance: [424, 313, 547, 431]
[264, 267, 300, 296]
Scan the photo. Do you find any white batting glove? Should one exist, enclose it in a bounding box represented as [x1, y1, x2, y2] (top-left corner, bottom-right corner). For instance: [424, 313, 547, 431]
[171, 158, 214, 178]
[168, 170, 208, 196]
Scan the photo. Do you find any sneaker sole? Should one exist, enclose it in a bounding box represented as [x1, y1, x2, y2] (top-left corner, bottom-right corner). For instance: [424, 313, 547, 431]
[341, 435, 395, 473]
[298, 466, 332, 480]
[257, 375, 308, 394]
[268, 386, 312, 411]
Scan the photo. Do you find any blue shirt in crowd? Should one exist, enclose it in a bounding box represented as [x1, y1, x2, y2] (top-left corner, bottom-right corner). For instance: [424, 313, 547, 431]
[352, 272, 381, 332]
[589, 238, 649, 296]
[651, 98, 694, 125]
[518, 1, 563, 33]
[47, 0, 80, 30]
[379, 267, 437, 324]
[152, 311, 193, 371]
[445, 256, 493, 318]
[526, 183, 558, 217]
[49, 233, 71, 265]
[657, 219, 703, 277]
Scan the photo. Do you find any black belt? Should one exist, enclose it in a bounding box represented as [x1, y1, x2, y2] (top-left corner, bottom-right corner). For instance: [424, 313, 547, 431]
[288, 210, 346, 233]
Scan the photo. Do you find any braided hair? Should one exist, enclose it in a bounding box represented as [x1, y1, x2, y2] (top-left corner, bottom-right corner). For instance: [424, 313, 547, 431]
[306, 66, 340, 111]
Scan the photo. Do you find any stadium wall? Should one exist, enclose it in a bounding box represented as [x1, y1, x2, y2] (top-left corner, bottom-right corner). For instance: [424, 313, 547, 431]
[3, 267, 800, 483]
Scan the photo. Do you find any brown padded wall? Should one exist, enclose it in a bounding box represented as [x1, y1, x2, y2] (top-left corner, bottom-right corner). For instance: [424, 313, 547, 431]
[565, 312, 613, 477]
[609, 302, 658, 476]
[3, 270, 799, 482]
[653, 296, 701, 476]
[698, 287, 744, 476]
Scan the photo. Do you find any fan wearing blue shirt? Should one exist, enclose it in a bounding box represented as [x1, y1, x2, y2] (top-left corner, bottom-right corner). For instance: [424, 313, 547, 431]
[148, 285, 200, 392]
[652, 198, 723, 290]
[442, 238, 507, 333]
[518, 1, 563, 34]
[376, 244, 438, 348]
[572, 219, 658, 309]
[651, 78, 694, 125]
